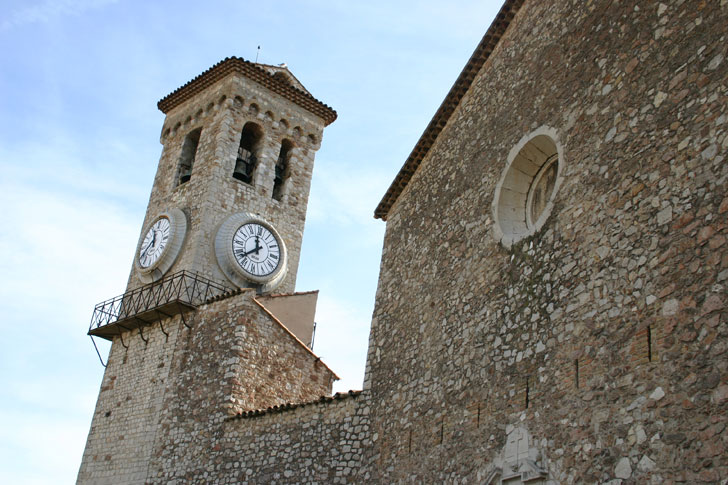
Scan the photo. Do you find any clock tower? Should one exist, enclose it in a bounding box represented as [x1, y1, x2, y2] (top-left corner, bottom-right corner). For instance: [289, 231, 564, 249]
[78, 58, 338, 483]
[129, 58, 336, 293]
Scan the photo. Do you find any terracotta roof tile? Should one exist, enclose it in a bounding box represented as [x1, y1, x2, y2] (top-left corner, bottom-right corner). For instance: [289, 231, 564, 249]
[227, 390, 362, 420]
[374, 0, 524, 220]
[263, 289, 319, 298]
[158, 57, 337, 126]
[204, 288, 319, 305]
[205, 287, 247, 304]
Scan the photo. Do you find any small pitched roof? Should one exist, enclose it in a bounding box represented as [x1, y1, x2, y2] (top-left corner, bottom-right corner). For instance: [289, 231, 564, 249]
[253, 297, 340, 380]
[255, 291, 319, 348]
[204, 288, 338, 379]
[374, 0, 524, 220]
[157, 57, 337, 126]
[255, 63, 310, 95]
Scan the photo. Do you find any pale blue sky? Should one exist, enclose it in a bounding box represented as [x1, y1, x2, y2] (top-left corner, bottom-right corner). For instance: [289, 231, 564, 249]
[0, 1, 501, 482]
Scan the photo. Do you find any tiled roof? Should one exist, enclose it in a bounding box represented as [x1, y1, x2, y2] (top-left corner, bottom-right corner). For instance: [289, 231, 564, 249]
[227, 390, 363, 420]
[255, 63, 310, 95]
[157, 57, 337, 126]
[374, 0, 524, 220]
[205, 287, 247, 304]
[204, 288, 319, 305]
[263, 289, 319, 299]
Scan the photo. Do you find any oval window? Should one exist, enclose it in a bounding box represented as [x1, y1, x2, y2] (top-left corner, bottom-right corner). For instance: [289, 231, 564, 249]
[493, 128, 563, 248]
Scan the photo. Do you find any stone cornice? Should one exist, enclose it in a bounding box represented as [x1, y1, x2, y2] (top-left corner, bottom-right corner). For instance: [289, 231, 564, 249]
[158, 57, 337, 126]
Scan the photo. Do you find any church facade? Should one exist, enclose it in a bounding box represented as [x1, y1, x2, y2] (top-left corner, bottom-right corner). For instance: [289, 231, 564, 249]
[79, 0, 727, 483]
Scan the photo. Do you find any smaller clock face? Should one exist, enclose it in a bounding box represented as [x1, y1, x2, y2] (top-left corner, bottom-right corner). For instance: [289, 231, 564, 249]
[232, 223, 281, 277]
[139, 217, 171, 268]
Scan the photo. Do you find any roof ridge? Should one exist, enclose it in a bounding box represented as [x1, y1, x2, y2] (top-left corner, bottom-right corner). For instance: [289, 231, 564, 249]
[205, 288, 319, 305]
[204, 286, 249, 304]
[227, 390, 363, 420]
[258, 289, 319, 298]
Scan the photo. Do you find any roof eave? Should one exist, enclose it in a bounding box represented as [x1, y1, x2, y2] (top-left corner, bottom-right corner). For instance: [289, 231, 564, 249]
[157, 57, 337, 126]
[374, 0, 524, 220]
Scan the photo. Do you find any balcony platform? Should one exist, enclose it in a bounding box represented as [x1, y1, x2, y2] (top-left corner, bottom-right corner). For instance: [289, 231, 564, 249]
[88, 271, 230, 341]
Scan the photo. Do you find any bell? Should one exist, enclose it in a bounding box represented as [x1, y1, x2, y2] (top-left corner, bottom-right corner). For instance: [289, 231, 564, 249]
[179, 165, 192, 184]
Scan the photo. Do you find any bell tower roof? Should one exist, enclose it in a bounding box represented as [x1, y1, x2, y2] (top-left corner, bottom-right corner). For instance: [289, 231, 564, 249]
[157, 56, 337, 125]
[255, 62, 309, 94]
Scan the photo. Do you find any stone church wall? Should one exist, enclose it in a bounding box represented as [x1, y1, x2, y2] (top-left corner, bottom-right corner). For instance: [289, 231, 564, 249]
[79, 1, 727, 482]
[365, 0, 727, 482]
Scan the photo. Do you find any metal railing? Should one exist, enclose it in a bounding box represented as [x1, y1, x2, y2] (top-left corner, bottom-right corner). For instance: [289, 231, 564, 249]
[89, 271, 230, 333]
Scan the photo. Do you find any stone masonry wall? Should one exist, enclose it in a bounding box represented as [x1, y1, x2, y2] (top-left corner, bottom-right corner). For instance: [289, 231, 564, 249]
[81, 1, 728, 483]
[77, 316, 185, 484]
[145, 290, 336, 482]
[215, 291, 337, 414]
[209, 392, 369, 484]
[79, 290, 336, 483]
[365, 0, 728, 482]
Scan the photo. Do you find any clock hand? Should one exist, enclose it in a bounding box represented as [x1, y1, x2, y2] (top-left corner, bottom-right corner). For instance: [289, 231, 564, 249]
[140, 237, 153, 259]
[236, 245, 262, 258]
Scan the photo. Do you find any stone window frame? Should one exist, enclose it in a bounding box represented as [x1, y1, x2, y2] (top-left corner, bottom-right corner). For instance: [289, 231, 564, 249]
[491, 126, 565, 248]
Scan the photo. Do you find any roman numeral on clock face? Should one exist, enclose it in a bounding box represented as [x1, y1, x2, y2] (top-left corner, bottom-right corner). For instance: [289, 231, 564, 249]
[139, 217, 171, 268]
[231, 222, 281, 278]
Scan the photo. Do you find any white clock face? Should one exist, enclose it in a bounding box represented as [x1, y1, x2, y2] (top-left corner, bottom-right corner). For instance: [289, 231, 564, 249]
[138, 217, 171, 268]
[232, 223, 281, 277]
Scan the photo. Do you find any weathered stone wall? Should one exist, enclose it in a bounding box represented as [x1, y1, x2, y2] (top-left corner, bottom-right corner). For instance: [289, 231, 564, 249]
[143, 291, 336, 482]
[128, 72, 326, 294]
[77, 316, 184, 484]
[207, 291, 337, 415]
[365, 0, 728, 482]
[205, 392, 369, 484]
[79, 291, 336, 483]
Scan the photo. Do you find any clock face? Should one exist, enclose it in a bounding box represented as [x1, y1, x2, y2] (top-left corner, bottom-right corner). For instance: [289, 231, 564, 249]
[138, 217, 171, 268]
[232, 222, 281, 277]
[214, 213, 288, 290]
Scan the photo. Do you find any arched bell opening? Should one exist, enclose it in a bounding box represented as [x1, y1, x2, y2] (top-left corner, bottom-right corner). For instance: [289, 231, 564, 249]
[233, 122, 263, 184]
[177, 128, 202, 186]
[273, 139, 294, 201]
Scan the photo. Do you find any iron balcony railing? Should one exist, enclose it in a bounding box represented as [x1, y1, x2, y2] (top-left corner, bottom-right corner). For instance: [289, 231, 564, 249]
[88, 270, 230, 339]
